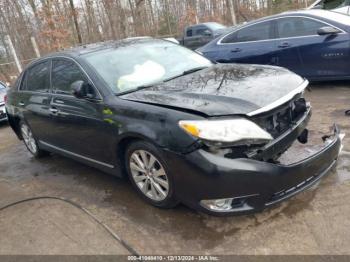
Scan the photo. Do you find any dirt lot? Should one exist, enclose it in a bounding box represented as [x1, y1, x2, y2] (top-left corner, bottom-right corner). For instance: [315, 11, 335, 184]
[0, 83, 350, 255]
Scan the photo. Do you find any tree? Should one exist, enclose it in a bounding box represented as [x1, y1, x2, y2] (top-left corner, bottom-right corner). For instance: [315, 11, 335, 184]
[69, 0, 82, 44]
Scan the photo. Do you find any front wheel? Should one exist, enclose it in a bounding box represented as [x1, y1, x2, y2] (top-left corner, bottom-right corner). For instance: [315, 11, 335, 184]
[20, 121, 49, 158]
[125, 141, 179, 208]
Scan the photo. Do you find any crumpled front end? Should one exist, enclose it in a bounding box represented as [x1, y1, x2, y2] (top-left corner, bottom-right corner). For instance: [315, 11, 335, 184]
[160, 85, 343, 216]
[162, 123, 342, 216]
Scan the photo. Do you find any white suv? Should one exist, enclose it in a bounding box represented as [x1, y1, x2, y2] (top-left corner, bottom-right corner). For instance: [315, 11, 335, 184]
[0, 82, 8, 122]
[310, 0, 350, 15]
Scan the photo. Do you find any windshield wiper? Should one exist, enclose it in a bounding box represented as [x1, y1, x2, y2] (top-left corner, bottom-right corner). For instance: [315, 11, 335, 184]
[117, 83, 158, 96]
[118, 66, 209, 95]
[163, 66, 209, 82]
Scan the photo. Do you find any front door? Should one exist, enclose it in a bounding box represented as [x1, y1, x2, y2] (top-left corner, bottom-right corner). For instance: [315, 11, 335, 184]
[276, 16, 350, 79]
[45, 58, 116, 165]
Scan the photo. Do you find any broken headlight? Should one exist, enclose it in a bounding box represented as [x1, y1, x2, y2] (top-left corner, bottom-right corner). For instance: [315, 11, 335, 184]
[179, 118, 273, 147]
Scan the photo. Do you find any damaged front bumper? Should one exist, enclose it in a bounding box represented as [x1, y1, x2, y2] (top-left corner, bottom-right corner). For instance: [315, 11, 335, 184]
[163, 125, 342, 216]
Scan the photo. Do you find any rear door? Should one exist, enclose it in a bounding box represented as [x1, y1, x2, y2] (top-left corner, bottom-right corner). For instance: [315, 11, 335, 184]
[276, 16, 350, 79]
[214, 20, 280, 65]
[45, 58, 115, 165]
[17, 60, 52, 141]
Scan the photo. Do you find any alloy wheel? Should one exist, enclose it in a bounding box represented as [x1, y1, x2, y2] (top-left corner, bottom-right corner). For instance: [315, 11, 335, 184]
[129, 150, 169, 201]
[21, 123, 38, 154]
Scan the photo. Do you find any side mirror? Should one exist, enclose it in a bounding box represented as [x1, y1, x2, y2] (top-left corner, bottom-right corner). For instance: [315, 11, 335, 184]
[71, 80, 96, 99]
[317, 26, 341, 36]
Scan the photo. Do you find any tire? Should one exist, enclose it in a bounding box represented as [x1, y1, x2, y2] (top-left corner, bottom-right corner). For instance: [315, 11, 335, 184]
[125, 140, 179, 209]
[19, 121, 49, 158]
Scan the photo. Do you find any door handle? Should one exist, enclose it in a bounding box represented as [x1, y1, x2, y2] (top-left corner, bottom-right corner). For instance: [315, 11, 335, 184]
[18, 102, 25, 107]
[49, 107, 59, 115]
[231, 48, 242, 53]
[278, 42, 290, 48]
[54, 99, 65, 104]
[216, 59, 231, 63]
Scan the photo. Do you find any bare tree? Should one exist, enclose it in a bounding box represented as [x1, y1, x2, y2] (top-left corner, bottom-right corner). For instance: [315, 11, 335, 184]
[69, 0, 82, 44]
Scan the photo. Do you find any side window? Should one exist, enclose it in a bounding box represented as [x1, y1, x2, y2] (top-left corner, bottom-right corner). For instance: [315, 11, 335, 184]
[51, 59, 89, 96]
[186, 29, 193, 37]
[221, 21, 272, 44]
[195, 27, 209, 36]
[277, 17, 327, 38]
[324, 0, 347, 9]
[25, 61, 50, 92]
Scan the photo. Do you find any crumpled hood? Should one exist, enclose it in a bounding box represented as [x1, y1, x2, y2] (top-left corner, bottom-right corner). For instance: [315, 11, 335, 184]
[120, 64, 306, 116]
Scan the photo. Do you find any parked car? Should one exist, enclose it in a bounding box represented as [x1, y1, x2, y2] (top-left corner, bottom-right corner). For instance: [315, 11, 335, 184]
[0, 81, 8, 122]
[310, 0, 350, 15]
[178, 22, 229, 50]
[5, 38, 341, 216]
[199, 10, 350, 81]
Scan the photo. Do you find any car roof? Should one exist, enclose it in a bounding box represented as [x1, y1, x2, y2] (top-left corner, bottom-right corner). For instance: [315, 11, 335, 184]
[188, 22, 226, 28]
[40, 37, 166, 59]
[283, 9, 350, 25]
[25, 37, 170, 68]
[227, 9, 350, 32]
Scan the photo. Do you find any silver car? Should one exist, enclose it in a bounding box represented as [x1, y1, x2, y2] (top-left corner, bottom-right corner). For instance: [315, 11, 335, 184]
[310, 0, 350, 15]
[0, 82, 8, 122]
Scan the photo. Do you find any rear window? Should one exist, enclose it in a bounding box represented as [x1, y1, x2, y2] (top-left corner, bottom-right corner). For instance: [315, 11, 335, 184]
[21, 61, 50, 92]
[195, 27, 209, 36]
[186, 29, 193, 37]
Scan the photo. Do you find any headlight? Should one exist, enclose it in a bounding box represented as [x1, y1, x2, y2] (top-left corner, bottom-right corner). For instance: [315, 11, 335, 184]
[179, 119, 273, 145]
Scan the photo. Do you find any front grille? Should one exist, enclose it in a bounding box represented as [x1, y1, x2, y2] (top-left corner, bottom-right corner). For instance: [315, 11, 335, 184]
[253, 96, 307, 139]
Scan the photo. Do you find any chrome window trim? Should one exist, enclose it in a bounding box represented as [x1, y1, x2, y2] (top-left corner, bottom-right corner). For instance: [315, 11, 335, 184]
[217, 15, 346, 45]
[39, 141, 114, 169]
[18, 59, 51, 94]
[17, 56, 104, 101]
[50, 56, 103, 101]
[247, 80, 309, 116]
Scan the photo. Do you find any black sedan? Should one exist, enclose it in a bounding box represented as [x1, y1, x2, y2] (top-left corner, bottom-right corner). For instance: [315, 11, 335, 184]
[5, 38, 342, 216]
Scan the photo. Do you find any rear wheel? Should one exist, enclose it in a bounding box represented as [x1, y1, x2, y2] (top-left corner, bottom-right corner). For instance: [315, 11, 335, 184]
[125, 141, 178, 208]
[20, 121, 49, 158]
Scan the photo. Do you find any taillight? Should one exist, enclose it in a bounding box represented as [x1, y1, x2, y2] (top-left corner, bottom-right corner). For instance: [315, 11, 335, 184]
[4, 95, 7, 104]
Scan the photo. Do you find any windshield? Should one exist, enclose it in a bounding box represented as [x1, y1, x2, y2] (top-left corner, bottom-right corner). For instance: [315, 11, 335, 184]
[313, 0, 350, 9]
[84, 40, 212, 94]
[207, 22, 227, 31]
